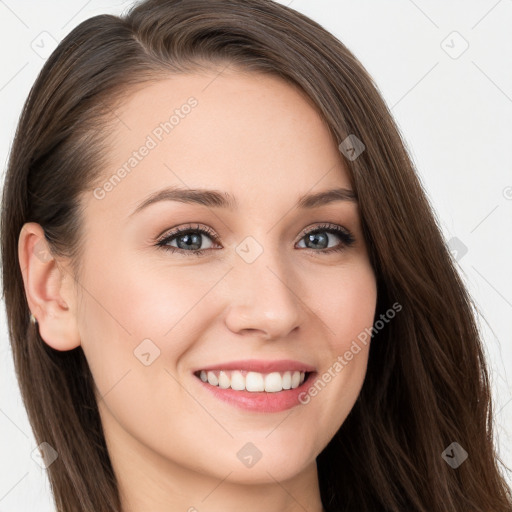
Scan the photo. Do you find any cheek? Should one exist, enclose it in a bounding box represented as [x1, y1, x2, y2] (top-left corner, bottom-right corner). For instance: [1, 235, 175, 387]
[302, 260, 376, 432]
[79, 247, 211, 349]
[76, 246, 230, 405]
[313, 260, 377, 353]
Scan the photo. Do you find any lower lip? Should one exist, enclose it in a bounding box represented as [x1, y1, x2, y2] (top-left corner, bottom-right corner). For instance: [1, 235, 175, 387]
[194, 372, 316, 413]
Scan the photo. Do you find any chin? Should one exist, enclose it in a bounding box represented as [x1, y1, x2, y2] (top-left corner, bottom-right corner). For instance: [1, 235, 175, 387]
[224, 435, 319, 484]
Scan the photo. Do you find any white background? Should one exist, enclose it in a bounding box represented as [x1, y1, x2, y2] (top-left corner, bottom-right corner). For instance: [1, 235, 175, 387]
[0, 1, 511, 510]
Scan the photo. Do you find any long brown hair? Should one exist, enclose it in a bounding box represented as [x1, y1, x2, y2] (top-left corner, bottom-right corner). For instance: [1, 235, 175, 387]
[2, 1, 511, 510]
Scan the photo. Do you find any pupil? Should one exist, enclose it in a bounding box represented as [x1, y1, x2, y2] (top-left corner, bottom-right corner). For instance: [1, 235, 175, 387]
[179, 233, 201, 250]
[308, 232, 327, 249]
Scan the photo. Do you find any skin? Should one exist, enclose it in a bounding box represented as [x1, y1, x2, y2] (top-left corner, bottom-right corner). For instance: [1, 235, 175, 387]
[19, 68, 377, 512]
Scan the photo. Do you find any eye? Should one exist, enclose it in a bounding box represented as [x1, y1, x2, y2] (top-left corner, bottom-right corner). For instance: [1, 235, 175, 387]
[155, 222, 355, 256]
[156, 224, 219, 257]
[296, 223, 355, 253]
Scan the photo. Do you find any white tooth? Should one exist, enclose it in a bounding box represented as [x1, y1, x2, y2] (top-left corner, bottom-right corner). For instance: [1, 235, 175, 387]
[218, 370, 230, 389]
[264, 372, 283, 392]
[291, 371, 300, 389]
[245, 371, 264, 392]
[230, 370, 246, 390]
[282, 371, 292, 389]
[203, 369, 308, 392]
[207, 371, 219, 386]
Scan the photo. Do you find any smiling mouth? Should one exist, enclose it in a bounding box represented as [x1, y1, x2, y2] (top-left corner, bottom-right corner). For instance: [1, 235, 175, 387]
[194, 369, 313, 393]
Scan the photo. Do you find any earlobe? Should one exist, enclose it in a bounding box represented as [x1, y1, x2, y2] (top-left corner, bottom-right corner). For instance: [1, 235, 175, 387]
[18, 222, 81, 351]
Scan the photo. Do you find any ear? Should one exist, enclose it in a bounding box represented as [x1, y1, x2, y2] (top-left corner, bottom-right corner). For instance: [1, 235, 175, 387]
[18, 222, 81, 351]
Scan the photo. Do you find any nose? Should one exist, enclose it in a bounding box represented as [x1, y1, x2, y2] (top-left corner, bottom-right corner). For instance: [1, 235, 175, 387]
[223, 247, 304, 341]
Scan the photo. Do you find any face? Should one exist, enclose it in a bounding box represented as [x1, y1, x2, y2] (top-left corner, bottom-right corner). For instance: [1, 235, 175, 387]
[72, 69, 377, 492]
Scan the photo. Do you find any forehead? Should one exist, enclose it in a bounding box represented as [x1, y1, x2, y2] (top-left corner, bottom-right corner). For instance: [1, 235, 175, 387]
[87, 69, 352, 217]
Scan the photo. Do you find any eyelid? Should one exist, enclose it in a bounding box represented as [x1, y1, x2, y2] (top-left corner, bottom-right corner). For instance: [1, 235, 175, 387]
[155, 223, 219, 244]
[296, 222, 353, 241]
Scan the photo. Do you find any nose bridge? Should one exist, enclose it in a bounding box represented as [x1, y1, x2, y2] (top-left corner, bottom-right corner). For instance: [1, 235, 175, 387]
[223, 235, 303, 338]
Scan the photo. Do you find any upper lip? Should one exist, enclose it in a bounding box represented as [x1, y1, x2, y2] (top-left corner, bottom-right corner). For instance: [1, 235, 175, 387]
[193, 359, 317, 374]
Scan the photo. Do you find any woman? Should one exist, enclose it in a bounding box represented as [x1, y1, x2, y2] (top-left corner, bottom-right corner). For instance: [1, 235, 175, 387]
[2, 0, 511, 510]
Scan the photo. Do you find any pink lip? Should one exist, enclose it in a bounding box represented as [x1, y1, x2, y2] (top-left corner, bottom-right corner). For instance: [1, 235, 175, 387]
[192, 359, 317, 413]
[195, 372, 317, 413]
[192, 359, 316, 374]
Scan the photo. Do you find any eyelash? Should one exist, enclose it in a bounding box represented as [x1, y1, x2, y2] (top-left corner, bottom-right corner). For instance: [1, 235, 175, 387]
[155, 223, 356, 257]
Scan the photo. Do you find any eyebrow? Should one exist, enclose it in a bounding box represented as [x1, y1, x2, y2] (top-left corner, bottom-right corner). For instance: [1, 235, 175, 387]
[129, 186, 356, 217]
